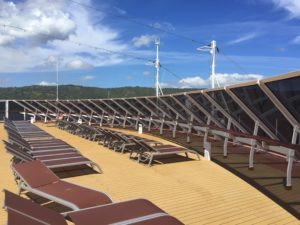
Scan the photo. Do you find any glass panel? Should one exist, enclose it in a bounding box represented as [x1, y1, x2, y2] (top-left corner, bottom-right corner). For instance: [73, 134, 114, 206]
[207, 90, 255, 134]
[139, 98, 165, 119]
[232, 84, 293, 143]
[105, 100, 126, 116]
[65, 102, 80, 113]
[116, 99, 139, 116]
[161, 96, 189, 123]
[147, 98, 174, 120]
[9, 102, 30, 120]
[188, 92, 228, 127]
[0, 101, 5, 120]
[267, 76, 300, 124]
[127, 99, 150, 116]
[57, 102, 73, 113]
[98, 101, 116, 115]
[173, 95, 206, 125]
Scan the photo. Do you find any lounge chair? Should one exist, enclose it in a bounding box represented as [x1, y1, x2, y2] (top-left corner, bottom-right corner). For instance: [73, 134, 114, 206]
[4, 190, 184, 225]
[4, 189, 67, 225]
[7, 132, 76, 152]
[4, 141, 102, 172]
[67, 199, 183, 225]
[12, 160, 111, 210]
[129, 139, 200, 166]
[107, 133, 160, 154]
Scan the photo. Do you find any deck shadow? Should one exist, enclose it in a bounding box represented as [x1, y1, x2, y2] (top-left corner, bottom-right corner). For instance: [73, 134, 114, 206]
[144, 129, 300, 220]
[52, 165, 99, 179]
[25, 192, 72, 213]
[129, 154, 196, 166]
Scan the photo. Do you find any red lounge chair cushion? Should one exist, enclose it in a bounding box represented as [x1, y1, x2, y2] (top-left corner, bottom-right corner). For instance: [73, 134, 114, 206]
[14, 160, 59, 188]
[68, 199, 165, 225]
[36, 180, 112, 208]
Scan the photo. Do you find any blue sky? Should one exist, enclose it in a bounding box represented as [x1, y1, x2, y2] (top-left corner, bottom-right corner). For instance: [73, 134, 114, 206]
[0, 0, 299, 88]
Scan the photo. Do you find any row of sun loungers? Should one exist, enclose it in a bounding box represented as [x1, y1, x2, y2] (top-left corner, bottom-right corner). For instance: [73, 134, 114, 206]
[4, 160, 183, 224]
[3, 119, 183, 224]
[57, 120, 200, 166]
[4, 118, 102, 172]
[4, 189, 182, 225]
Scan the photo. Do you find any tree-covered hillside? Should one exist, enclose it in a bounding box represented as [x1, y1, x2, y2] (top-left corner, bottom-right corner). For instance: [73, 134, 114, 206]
[0, 85, 198, 100]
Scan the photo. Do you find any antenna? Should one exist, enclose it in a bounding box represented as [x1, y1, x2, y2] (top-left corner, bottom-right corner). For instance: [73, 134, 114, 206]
[154, 38, 163, 97]
[197, 40, 219, 89]
[56, 58, 59, 101]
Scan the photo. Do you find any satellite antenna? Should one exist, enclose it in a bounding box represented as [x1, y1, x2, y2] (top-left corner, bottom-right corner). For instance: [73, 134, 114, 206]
[197, 40, 219, 89]
[154, 38, 163, 97]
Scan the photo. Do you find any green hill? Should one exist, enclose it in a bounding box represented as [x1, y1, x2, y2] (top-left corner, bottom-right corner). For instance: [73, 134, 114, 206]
[0, 85, 198, 100]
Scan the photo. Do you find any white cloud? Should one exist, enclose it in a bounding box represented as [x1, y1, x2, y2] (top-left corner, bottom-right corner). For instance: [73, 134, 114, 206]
[178, 76, 207, 88]
[0, 0, 128, 72]
[177, 73, 264, 88]
[271, 0, 300, 18]
[38, 81, 56, 86]
[160, 82, 177, 88]
[214, 73, 264, 86]
[292, 35, 300, 44]
[0, 0, 75, 45]
[66, 59, 92, 69]
[132, 35, 156, 48]
[143, 71, 152, 76]
[81, 75, 95, 80]
[126, 75, 133, 80]
[150, 22, 175, 31]
[228, 33, 257, 45]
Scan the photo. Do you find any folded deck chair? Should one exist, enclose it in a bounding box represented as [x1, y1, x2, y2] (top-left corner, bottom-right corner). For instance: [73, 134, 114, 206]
[130, 139, 200, 166]
[4, 190, 184, 225]
[5, 141, 102, 172]
[12, 160, 111, 210]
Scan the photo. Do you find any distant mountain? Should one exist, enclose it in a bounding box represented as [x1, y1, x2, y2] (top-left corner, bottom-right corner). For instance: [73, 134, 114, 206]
[0, 85, 198, 100]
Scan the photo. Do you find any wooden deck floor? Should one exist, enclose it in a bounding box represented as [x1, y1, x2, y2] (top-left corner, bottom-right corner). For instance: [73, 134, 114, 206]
[0, 123, 299, 224]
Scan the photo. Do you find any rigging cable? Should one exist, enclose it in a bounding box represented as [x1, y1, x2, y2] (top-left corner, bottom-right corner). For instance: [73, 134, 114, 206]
[0, 23, 186, 81]
[63, 0, 208, 46]
[0, 24, 155, 64]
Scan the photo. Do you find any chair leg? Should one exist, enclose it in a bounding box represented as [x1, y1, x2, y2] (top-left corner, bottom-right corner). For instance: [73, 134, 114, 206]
[148, 155, 154, 167]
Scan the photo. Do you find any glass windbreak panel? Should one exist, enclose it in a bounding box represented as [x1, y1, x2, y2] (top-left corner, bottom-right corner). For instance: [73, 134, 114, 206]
[127, 99, 150, 116]
[9, 101, 30, 120]
[157, 98, 178, 120]
[173, 95, 206, 125]
[57, 102, 72, 113]
[65, 102, 80, 113]
[98, 101, 116, 115]
[85, 101, 106, 115]
[267, 76, 300, 124]
[0, 101, 5, 120]
[188, 93, 228, 127]
[161, 96, 188, 122]
[146, 98, 172, 120]
[207, 90, 255, 134]
[32, 102, 49, 113]
[40, 101, 55, 113]
[106, 100, 126, 116]
[116, 100, 138, 116]
[78, 102, 95, 114]
[232, 84, 293, 143]
[140, 98, 165, 119]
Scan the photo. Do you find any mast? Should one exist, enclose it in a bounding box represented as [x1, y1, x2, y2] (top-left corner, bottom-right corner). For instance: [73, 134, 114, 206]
[197, 40, 218, 89]
[56, 58, 59, 101]
[155, 38, 163, 97]
[210, 40, 216, 89]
